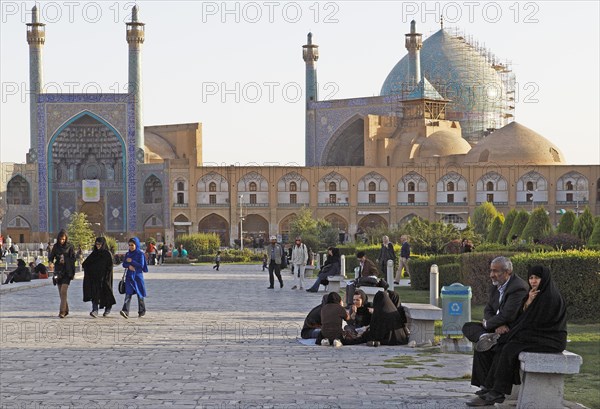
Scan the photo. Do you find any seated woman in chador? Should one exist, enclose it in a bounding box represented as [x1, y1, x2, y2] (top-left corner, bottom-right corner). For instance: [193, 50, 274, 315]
[366, 290, 409, 346]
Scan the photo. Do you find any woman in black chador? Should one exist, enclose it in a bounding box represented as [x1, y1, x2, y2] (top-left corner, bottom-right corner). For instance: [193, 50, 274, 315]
[366, 290, 409, 346]
[83, 237, 116, 318]
[467, 265, 567, 406]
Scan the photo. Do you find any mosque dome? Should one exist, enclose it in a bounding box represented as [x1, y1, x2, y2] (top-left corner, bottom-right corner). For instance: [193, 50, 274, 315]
[415, 130, 472, 159]
[380, 28, 509, 142]
[463, 122, 565, 165]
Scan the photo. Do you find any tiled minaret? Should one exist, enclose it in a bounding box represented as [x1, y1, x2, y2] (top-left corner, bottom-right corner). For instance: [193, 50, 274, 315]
[405, 20, 423, 85]
[303, 32, 319, 165]
[26, 5, 45, 164]
[126, 5, 145, 163]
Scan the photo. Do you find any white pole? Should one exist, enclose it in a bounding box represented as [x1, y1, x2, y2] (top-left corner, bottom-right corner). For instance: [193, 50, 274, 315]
[387, 260, 394, 289]
[239, 195, 243, 251]
[430, 264, 439, 307]
[340, 255, 346, 278]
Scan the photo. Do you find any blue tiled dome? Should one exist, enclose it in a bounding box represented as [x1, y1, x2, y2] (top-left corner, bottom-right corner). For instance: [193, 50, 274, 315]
[381, 29, 508, 141]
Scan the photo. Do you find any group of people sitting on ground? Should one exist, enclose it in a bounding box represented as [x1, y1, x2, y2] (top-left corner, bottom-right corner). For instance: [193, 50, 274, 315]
[3, 257, 49, 284]
[301, 288, 410, 347]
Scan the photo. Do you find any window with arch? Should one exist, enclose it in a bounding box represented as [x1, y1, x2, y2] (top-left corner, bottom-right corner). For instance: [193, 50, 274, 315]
[526, 181, 534, 191]
[486, 181, 494, 191]
[177, 181, 185, 191]
[176, 192, 184, 205]
[209, 182, 217, 192]
[6, 175, 31, 205]
[143, 175, 162, 204]
[249, 182, 257, 192]
[368, 181, 376, 191]
[447, 182, 455, 192]
[566, 181, 574, 190]
[329, 182, 337, 192]
[289, 181, 297, 192]
[408, 181, 416, 192]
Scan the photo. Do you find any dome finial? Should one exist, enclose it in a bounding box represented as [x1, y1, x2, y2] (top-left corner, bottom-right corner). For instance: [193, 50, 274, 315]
[307, 32, 312, 45]
[132, 5, 139, 22]
[410, 20, 416, 34]
[440, 15, 444, 29]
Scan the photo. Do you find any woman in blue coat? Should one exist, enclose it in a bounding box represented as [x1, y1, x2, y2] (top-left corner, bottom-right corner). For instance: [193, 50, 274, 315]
[120, 237, 148, 318]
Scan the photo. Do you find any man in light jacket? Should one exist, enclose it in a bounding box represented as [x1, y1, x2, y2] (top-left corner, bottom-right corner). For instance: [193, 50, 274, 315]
[290, 236, 308, 290]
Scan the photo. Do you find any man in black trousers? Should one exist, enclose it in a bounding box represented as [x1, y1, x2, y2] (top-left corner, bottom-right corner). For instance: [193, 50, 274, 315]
[462, 256, 529, 406]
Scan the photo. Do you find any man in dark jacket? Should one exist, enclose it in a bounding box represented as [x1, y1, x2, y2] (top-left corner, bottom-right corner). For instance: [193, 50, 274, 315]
[462, 256, 529, 404]
[4, 259, 31, 283]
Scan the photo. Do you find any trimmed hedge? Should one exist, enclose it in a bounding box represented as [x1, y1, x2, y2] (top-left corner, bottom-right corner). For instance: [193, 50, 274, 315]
[196, 249, 263, 263]
[176, 233, 220, 258]
[409, 255, 462, 290]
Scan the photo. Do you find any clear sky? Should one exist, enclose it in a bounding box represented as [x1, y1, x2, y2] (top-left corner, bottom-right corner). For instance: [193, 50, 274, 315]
[1, 1, 599, 165]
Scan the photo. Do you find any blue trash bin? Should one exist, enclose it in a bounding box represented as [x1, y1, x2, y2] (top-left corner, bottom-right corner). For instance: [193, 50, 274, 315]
[441, 283, 472, 336]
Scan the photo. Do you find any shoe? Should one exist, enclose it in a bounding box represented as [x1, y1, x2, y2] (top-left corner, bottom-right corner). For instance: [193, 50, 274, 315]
[367, 340, 380, 347]
[90, 311, 98, 318]
[475, 333, 500, 352]
[267, 286, 274, 289]
[393, 281, 399, 285]
[306, 288, 317, 293]
[333, 339, 343, 347]
[64, 311, 69, 317]
[103, 309, 111, 317]
[475, 388, 490, 396]
[299, 287, 304, 290]
[58, 313, 65, 318]
[320, 339, 330, 346]
[120, 310, 129, 319]
[139, 311, 145, 318]
[280, 282, 284, 288]
[466, 391, 505, 406]
[291, 285, 298, 290]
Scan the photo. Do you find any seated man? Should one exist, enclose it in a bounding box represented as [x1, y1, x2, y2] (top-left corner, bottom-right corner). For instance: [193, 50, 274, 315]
[345, 251, 388, 305]
[462, 256, 528, 405]
[4, 259, 32, 284]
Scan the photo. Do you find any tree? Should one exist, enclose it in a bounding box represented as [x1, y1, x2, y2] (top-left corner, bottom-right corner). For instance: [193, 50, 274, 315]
[521, 207, 552, 243]
[498, 209, 518, 244]
[507, 211, 530, 242]
[588, 216, 600, 245]
[573, 207, 595, 242]
[67, 212, 95, 251]
[556, 210, 576, 234]
[486, 214, 505, 243]
[289, 207, 338, 251]
[403, 217, 461, 254]
[472, 202, 499, 237]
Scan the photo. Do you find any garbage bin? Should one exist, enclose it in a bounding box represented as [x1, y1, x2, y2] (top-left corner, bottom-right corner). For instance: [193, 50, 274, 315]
[441, 283, 472, 336]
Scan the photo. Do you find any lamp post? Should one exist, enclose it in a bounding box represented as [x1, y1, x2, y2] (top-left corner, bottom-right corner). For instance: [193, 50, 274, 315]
[239, 195, 243, 251]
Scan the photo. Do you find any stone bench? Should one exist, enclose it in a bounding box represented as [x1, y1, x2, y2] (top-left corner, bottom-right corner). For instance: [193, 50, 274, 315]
[509, 351, 583, 409]
[402, 302, 442, 345]
[324, 275, 346, 293]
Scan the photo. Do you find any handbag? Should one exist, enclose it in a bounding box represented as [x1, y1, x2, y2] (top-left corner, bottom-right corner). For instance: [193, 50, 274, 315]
[118, 270, 127, 294]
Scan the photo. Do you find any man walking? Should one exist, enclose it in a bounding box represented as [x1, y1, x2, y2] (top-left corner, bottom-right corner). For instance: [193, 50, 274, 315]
[462, 256, 528, 406]
[266, 235, 284, 289]
[394, 235, 410, 284]
[377, 235, 396, 275]
[290, 237, 308, 290]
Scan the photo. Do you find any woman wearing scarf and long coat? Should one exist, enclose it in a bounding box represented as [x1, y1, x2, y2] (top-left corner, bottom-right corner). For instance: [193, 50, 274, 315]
[466, 265, 567, 406]
[82, 237, 116, 318]
[120, 237, 148, 319]
[49, 229, 76, 318]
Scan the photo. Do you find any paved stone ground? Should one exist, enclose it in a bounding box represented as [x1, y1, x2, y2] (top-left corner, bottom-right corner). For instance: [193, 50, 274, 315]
[1, 264, 487, 409]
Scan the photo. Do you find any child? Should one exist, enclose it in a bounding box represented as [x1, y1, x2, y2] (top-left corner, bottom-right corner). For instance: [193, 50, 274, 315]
[213, 251, 221, 271]
[262, 253, 268, 271]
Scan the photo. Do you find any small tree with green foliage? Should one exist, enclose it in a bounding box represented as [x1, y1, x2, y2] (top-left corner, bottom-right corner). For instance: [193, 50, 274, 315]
[486, 214, 505, 243]
[498, 209, 518, 244]
[556, 210, 576, 234]
[521, 207, 552, 243]
[104, 236, 118, 254]
[472, 202, 499, 237]
[573, 207, 595, 242]
[507, 210, 530, 242]
[289, 207, 339, 251]
[403, 217, 461, 254]
[66, 212, 95, 251]
[588, 216, 600, 245]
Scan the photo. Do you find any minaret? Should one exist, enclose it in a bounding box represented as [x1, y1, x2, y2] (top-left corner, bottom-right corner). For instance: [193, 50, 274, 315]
[126, 5, 145, 163]
[302, 32, 319, 103]
[26, 5, 45, 163]
[405, 20, 423, 86]
[303, 33, 319, 165]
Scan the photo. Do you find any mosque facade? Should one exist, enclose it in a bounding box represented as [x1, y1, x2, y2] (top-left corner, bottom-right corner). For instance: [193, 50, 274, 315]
[0, 9, 598, 246]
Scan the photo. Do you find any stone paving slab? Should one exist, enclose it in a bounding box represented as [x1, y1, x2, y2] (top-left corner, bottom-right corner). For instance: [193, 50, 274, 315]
[0, 264, 498, 408]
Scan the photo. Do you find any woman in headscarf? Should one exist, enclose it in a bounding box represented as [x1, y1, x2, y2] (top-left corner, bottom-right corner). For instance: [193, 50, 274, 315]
[367, 290, 409, 346]
[467, 265, 567, 406]
[306, 247, 341, 292]
[83, 237, 116, 318]
[301, 294, 329, 340]
[120, 237, 148, 319]
[49, 229, 76, 318]
[318, 292, 349, 346]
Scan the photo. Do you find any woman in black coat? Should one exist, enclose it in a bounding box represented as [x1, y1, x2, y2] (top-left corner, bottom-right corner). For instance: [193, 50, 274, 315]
[83, 237, 116, 317]
[467, 265, 567, 406]
[49, 229, 76, 318]
[306, 247, 341, 292]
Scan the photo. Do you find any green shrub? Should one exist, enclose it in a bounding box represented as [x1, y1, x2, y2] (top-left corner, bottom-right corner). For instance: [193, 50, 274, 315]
[196, 249, 263, 263]
[164, 257, 191, 264]
[486, 215, 504, 243]
[176, 233, 220, 258]
[587, 216, 600, 245]
[573, 207, 595, 242]
[539, 233, 585, 251]
[438, 263, 463, 287]
[521, 207, 552, 243]
[498, 209, 518, 244]
[104, 236, 118, 255]
[557, 210, 576, 234]
[409, 255, 461, 290]
[473, 202, 499, 237]
[507, 210, 530, 242]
